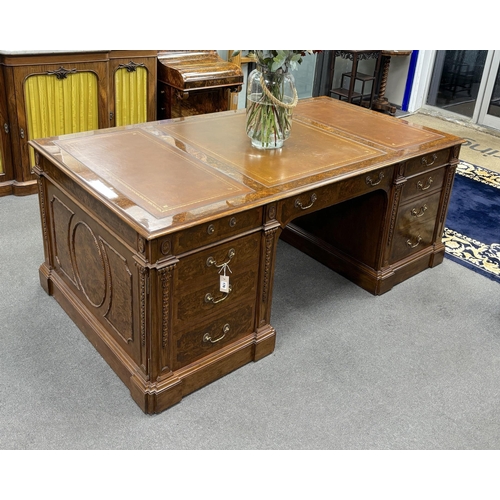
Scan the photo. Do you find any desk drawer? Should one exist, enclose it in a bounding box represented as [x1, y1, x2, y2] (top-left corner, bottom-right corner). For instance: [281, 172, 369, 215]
[175, 232, 260, 286]
[173, 267, 258, 329]
[171, 208, 263, 254]
[279, 166, 392, 225]
[390, 191, 441, 261]
[173, 302, 255, 370]
[402, 166, 446, 200]
[404, 149, 450, 177]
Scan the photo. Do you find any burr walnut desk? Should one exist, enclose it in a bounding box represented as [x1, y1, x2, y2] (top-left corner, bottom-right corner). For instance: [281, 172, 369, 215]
[30, 97, 463, 414]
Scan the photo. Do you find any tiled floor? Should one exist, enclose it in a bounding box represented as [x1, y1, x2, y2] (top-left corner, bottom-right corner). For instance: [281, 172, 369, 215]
[401, 112, 500, 174]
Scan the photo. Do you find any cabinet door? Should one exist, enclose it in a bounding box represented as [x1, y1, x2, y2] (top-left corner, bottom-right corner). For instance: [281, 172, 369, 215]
[6, 59, 108, 189]
[0, 68, 14, 195]
[109, 52, 157, 127]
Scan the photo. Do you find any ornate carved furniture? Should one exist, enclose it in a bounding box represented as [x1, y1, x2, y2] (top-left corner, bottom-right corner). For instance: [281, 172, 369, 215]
[330, 50, 382, 108]
[30, 97, 462, 414]
[0, 50, 157, 197]
[157, 50, 243, 119]
[372, 50, 413, 115]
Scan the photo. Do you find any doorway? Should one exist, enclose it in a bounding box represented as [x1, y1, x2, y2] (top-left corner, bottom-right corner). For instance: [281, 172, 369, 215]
[425, 50, 500, 132]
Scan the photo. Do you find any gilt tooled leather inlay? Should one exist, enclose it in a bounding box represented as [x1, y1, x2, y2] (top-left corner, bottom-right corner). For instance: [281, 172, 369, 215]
[55, 129, 253, 218]
[161, 114, 385, 187]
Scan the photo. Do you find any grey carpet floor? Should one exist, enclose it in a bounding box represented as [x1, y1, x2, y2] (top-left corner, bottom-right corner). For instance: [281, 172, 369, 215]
[1, 193, 500, 450]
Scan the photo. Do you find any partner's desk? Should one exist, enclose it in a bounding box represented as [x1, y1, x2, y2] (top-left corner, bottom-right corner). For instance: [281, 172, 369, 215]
[30, 97, 463, 414]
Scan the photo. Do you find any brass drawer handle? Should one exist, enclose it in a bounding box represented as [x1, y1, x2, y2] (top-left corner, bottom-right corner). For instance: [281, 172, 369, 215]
[417, 176, 433, 191]
[366, 172, 384, 186]
[206, 248, 235, 269]
[203, 323, 230, 344]
[411, 204, 427, 218]
[421, 153, 437, 167]
[295, 193, 317, 210]
[406, 235, 422, 248]
[205, 286, 232, 304]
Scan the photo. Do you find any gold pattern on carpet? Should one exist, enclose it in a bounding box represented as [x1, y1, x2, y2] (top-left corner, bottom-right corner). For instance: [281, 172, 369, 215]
[443, 161, 500, 281]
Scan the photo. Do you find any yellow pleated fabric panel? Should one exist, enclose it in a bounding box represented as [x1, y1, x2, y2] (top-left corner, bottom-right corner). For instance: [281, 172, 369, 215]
[25, 72, 99, 165]
[114, 66, 147, 126]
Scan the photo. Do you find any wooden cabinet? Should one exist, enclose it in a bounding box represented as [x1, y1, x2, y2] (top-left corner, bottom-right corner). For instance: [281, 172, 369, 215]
[108, 51, 157, 128]
[157, 51, 243, 119]
[0, 50, 157, 197]
[0, 66, 14, 196]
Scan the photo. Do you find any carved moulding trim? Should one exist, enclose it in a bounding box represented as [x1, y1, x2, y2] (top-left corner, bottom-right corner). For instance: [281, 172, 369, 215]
[100, 237, 134, 344]
[72, 220, 107, 308]
[334, 51, 380, 61]
[262, 226, 279, 304]
[117, 61, 146, 73]
[159, 264, 176, 350]
[387, 183, 403, 247]
[46, 66, 77, 80]
[136, 263, 149, 348]
[440, 164, 457, 224]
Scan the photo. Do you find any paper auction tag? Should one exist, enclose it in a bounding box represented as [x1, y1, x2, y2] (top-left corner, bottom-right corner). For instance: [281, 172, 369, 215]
[220, 275, 230, 293]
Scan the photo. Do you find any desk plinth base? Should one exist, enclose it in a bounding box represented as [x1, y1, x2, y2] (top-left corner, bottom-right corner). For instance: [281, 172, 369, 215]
[39, 263, 276, 414]
[281, 224, 445, 296]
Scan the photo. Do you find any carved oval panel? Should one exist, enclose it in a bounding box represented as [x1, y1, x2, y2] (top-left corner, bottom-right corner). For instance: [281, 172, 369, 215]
[73, 222, 106, 308]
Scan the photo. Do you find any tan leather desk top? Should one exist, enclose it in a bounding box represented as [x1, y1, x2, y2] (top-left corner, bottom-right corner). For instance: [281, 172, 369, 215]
[30, 97, 461, 237]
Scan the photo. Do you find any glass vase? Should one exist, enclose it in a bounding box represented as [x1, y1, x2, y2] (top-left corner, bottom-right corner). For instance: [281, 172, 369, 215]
[246, 65, 298, 149]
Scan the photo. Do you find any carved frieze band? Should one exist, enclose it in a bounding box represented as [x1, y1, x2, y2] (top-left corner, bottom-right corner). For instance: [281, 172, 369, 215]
[37, 178, 49, 253]
[387, 184, 403, 247]
[440, 165, 457, 224]
[159, 265, 175, 350]
[335, 51, 380, 61]
[262, 227, 279, 304]
[136, 264, 148, 347]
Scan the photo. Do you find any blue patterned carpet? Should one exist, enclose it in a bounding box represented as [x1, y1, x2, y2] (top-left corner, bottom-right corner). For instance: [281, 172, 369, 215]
[443, 161, 500, 283]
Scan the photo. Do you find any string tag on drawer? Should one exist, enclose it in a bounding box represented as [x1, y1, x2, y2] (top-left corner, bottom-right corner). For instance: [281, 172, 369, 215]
[219, 263, 232, 293]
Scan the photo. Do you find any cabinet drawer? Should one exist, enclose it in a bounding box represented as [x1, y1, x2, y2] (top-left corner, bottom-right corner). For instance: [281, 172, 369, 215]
[173, 302, 255, 370]
[404, 148, 450, 177]
[279, 166, 392, 224]
[171, 207, 263, 255]
[173, 267, 259, 329]
[402, 167, 446, 200]
[390, 191, 441, 262]
[175, 231, 260, 287]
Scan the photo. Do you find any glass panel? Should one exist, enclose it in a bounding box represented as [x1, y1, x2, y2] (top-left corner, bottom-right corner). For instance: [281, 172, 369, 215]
[427, 50, 488, 117]
[487, 63, 500, 119]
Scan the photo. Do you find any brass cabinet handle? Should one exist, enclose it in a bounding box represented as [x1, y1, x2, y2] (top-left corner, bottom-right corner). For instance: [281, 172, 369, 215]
[3, 123, 8, 134]
[406, 235, 422, 248]
[417, 177, 433, 191]
[205, 286, 232, 304]
[203, 323, 230, 344]
[366, 172, 384, 186]
[421, 153, 437, 167]
[295, 193, 317, 210]
[206, 248, 235, 269]
[411, 204, 427, 218]
[20, 128, 25, 139]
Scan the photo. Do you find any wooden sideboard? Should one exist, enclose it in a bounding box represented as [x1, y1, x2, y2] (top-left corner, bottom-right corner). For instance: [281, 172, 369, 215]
[0, 50, 157, 197]
[30, 97, 463, 414]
